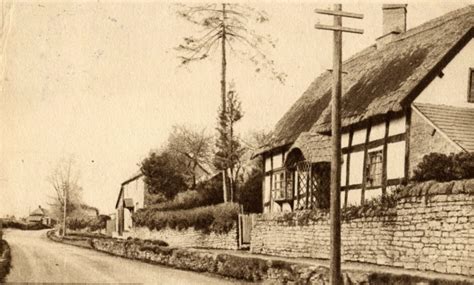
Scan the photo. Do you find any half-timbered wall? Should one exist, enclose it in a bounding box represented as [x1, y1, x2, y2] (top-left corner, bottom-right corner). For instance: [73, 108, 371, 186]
[263, 149, 289, 213]
[341, 114, 406, 206]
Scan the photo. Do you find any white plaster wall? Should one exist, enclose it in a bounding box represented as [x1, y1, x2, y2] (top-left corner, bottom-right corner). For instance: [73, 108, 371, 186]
[264, 175, 271, 206]
[349, 151, 364, 185]
[365, 188, 383, 201]
[342, 132, 350, 148]
[347, 189, 362, 206]
[124, 178, 145, 210]
[387, 141, 406, 180]
[415, 39, 474, 108]
[341, 154, 347, 186]
[389, 115, 406, 136]
[370, 121, 385, 141]
[265, 157, 271, 171]
[352, 128, 366, 145]
[273, 153, 283, 169]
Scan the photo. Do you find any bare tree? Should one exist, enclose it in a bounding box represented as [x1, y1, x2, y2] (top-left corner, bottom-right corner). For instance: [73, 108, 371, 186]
[167, 125, 214, 188]
[176, 3, 285, 201]
[47, 157, 82, 236]
[176, 3, 286, 112]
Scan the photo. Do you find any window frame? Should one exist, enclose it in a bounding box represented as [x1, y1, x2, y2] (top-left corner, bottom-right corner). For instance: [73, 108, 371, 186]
[468, 68, 474, 103]
[366, 149, 383, 188]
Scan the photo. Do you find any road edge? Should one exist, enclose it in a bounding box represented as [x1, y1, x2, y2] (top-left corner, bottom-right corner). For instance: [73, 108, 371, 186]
[0, 239, 11, 282]
[46, 230, 474, 284]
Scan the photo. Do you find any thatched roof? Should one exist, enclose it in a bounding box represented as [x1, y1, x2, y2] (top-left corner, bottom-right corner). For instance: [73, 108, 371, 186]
[288, 132, 331, 164]
[311, 6, 474, 133]
[256, 5, 473, 157]
[414, 103, 474, 152]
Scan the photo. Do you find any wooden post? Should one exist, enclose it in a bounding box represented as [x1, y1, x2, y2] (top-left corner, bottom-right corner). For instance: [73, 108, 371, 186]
[315, 5, 363, 285]
[330, 5, 342, 283]
[344, 129, 353, 209]
[382, 114, 391, 197]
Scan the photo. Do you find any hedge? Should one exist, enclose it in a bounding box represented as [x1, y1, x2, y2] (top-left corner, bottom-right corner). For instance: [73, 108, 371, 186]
[133, 203, 239, 234]
[0, 240, 11, 283]
[413, 152, 474, 182]
[146, 176, 224, 212]
[0, 219, 50, 230]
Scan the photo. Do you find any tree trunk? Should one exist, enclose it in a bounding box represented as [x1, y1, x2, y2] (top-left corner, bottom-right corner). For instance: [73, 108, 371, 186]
[220, 3, 228, 203]
[221, 3, 227, 115]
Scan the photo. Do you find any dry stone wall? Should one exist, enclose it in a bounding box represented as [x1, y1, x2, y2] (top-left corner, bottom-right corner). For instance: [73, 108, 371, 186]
[128, 226, 238, 250]
[251, 179, 474, 276]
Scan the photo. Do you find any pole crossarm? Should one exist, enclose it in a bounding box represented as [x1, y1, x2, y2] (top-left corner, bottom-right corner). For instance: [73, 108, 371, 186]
[314, 24, 364, 34]
[314, 8, 364, 19]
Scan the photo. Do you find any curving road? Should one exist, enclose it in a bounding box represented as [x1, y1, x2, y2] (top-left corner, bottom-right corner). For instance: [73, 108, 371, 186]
[3, 229, 243, 284]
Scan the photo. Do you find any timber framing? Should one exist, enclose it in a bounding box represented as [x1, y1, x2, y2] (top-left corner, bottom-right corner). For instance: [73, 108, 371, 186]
[342, 133, 405, 154]
[343, 129, 353, 208]
[381, 114, 391, 197]
[342, 178, 404, 191]
[360, 121, 372, 204]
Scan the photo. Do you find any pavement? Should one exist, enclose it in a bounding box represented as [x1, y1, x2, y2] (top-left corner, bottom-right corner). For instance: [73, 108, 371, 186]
[3, 229, 245, 284]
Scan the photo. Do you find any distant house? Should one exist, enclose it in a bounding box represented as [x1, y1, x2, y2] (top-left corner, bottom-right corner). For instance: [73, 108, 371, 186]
[115, 173, 146, 236]
[27, 205, 53, 227]
[255, 5, 474, 213]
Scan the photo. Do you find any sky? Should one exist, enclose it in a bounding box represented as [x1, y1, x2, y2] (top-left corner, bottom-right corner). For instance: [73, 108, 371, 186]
[1, 0, 471, 217]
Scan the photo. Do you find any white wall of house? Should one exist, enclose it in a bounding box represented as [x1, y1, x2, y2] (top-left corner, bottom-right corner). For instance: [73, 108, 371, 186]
[123, 177, 145, 211]
[263, 150, 287, 213]
[415, 39, 474, 108]
[341, 115, 406, 206]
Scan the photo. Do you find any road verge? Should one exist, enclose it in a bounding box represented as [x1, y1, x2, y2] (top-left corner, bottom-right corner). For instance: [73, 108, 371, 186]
[0, 239, 11, 282]
[47, 230, 473, 284]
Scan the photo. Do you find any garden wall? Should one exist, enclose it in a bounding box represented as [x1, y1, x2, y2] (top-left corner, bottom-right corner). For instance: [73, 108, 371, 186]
[127, 226, 238, 250]
[251, 179, 474, 276]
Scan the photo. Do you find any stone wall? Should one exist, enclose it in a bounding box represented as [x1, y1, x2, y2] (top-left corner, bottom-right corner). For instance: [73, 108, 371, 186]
[409, 110, 460, 176]
[251, 179, 474, 276]
[127, 226, 238, 250]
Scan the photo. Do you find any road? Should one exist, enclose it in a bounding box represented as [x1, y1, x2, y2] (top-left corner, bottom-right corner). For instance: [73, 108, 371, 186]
[3, 229, 244, 284]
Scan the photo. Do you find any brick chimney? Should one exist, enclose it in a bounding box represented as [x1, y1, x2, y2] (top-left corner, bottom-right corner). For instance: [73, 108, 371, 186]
[376, 4, 407, 48]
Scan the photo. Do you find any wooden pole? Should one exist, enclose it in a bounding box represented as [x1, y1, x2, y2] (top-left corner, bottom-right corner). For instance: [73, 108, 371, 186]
[329, 4, 342, 284]
[315, 5, 363, 285]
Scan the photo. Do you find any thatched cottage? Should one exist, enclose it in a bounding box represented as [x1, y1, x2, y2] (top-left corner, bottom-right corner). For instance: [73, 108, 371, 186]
[255, 5, 474, 213]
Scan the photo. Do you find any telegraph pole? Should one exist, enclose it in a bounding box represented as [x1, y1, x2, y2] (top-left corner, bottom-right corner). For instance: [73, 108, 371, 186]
[315, 5, 363, 285]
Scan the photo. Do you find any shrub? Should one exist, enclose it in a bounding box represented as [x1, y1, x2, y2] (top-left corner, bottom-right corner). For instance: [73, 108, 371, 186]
[133, 203, 239, 234]
[66, 215, 109, 232]
[0, 219, 50, 230]
[145, 175, 224, 211]
[413, 152, 474, 182]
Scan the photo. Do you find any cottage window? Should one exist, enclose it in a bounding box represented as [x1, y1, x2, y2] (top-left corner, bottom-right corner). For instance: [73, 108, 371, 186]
[366, 150, 383, 187]
[272, 170, 286, 201]
[468, 68, 474, 103]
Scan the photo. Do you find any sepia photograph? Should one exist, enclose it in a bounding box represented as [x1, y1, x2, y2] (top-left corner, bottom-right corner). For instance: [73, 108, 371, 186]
[0, 0, 473, 284]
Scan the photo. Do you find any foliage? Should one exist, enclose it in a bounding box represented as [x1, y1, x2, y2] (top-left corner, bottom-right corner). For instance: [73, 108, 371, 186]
[176, 3, 286, 83]
[145, 173, 224, 211]
[412, 152, 474, 182]
[0, 240, 11, 283]
[0, 219, 51, 230]
[167, 125, 214, 188]
[214, 87, 245, 202]
[140, 151, 188, 200]
[133, 203, 239, 234]
[236, 161, 263, 213]
[66, 215, 109, 232]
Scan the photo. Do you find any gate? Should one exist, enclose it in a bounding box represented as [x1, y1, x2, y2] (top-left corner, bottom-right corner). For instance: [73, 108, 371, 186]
[238, 214, 253, 249]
